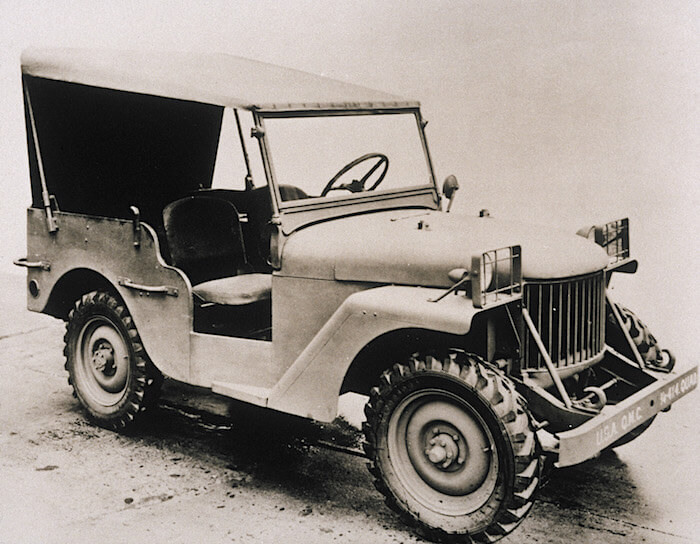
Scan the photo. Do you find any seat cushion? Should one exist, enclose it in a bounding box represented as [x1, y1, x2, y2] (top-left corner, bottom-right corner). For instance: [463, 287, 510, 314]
[163, 196, 247, 285]
[192, 274, 272, 305]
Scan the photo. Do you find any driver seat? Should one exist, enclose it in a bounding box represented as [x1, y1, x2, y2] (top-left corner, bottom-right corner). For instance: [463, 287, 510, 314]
[163, 196, 271, 306]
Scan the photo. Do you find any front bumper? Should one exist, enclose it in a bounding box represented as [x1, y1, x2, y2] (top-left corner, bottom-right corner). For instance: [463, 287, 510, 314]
[555, 363, 698, 467]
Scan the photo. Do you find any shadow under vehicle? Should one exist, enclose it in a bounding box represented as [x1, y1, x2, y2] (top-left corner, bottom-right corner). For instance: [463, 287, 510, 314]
[14, 48, 697, 543]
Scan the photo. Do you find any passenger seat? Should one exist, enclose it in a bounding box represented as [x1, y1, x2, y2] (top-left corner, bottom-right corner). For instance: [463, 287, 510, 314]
[162, 196, 271, 305]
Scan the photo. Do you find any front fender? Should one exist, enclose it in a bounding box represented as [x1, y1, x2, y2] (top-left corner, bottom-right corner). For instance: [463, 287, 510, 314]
[267, 285, 481, 421]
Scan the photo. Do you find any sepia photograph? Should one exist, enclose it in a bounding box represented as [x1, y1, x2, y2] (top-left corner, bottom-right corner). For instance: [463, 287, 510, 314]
[0, 1, 698, 543]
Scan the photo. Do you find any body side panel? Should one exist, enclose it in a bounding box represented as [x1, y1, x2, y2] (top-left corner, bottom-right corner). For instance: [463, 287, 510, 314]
[271, 276, 377, 375]
[25, 209, 192, 382]
[189, 332, 275, 389]
[267, 285, 479, 421]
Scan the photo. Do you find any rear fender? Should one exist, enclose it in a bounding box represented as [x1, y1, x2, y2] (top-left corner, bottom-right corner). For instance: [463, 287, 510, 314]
[24, 209, 192, 382]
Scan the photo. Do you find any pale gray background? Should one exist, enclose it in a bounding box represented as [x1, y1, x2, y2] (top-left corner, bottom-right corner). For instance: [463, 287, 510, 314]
[1, 2, 697, 362]
[0, 0, 698, 537]
[1, 2, 697, 344]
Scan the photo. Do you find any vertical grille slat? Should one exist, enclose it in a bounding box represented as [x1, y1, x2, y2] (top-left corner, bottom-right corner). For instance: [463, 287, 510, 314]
[557, 284, 563, 365]
[566, 283, 571, 365]
[593, 276, 598, 354]
[524, 287, 530, 368]
[594, 277, 600, 353]
[583, 277, 588, 360]
[600, 277, 605, 350]
[588, 278, 592, 357]
[548, 284, 554, 367]
[537, 285, 543, 368]
[574, 281, 579, 363]
[524, 272, 605, 370]
[579, 279, 585, 361]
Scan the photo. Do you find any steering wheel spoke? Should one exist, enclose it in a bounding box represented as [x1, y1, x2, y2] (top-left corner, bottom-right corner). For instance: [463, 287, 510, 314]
[321, 153, 389, 196]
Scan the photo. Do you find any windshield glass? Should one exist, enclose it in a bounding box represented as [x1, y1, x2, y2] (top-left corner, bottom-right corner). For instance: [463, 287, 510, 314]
[263, 112, 433, 204]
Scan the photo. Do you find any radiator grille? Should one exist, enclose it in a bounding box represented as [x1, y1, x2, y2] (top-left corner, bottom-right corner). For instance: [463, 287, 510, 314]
[523, 272, 606, 369]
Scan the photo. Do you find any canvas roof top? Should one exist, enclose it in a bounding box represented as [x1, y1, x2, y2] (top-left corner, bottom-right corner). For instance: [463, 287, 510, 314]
[21, 48, 418, 111]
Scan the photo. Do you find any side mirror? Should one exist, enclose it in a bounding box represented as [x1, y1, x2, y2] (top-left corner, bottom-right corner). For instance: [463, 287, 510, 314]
[442, 175, 459, 212]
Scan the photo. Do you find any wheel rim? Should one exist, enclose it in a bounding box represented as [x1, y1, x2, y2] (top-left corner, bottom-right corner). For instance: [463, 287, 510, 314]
[387, 388, 499, 516]
[75, 316, 131, 407]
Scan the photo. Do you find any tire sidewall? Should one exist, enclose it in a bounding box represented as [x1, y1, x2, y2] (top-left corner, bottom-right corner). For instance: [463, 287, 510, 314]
[373, 370, 515, 534]
[65, 294, 144, 426]
[607, 302, 658, 363]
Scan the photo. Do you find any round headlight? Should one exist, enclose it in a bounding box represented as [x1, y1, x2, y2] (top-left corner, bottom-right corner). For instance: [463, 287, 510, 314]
[480, 256, 494, 292]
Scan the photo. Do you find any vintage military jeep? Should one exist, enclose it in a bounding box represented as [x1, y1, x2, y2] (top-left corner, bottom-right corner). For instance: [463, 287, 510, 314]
[15, 49, 697, 543]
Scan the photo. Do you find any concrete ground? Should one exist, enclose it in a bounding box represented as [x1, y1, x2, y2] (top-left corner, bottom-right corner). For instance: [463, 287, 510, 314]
[1, 272, 698, 544]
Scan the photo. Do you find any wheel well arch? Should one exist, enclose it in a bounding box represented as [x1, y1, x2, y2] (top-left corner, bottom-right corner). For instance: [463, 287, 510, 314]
[339, 303, 517, 398]
[340, 327, 465, 396]
[43, 268, 120, 320]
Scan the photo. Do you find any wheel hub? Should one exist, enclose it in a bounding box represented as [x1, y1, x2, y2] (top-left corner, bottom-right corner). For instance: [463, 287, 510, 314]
[425, 430, 463, 469]
[399, 397, 495, 499]
[77, 318, 131, 403]
[91, 341, 116, 376]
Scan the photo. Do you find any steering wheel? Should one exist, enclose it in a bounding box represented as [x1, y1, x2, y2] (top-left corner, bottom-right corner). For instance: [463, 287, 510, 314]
[321, 153, 389, 196]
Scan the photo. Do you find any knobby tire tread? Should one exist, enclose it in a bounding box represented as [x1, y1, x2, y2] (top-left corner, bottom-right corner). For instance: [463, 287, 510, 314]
[606, 302, 668, 448]
[363, 351, 541, 543]
[64, 290, 162, 431]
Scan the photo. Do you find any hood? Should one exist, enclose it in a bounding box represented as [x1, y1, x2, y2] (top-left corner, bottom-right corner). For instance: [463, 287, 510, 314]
[280, 210, 610, 286]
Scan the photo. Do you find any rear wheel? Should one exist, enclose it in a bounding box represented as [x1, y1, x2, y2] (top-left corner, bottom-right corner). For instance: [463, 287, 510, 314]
[64, 291, 162, 430]
[363, 351, 540, 543]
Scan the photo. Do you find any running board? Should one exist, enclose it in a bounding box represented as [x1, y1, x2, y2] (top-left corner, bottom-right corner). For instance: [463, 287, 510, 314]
[211, 382, 270, 407]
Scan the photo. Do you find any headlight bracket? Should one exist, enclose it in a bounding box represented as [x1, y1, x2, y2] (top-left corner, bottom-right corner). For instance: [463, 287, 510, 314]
[471, 245, 522, 308]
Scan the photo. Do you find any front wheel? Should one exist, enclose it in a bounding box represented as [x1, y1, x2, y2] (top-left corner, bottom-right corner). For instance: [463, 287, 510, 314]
[607, 301, 675, 372]
[363, 352, 541, 543]
[64, 291, 162, 430]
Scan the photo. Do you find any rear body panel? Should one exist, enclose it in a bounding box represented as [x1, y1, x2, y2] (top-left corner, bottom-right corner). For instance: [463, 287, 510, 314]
[25, 209, 192, 382]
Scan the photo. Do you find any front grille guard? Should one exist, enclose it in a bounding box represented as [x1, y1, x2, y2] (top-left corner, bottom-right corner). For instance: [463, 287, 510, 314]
[522, 307, 574, 408]
[520, 271, 664, 412]
[522, 272, 608, 411]
[523, 307, 615, 412]
[523, 272, 606, 372]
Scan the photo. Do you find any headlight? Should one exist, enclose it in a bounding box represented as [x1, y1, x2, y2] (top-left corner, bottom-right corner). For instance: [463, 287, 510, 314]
[577, 217, 630, 265]
[480, 257, 494, 292]
[471, 245, 522, 308]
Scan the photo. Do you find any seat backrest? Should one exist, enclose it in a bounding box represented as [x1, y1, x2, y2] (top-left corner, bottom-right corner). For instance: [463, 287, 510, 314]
[187, 187, 275, 272]
[163, 196, 247, 285]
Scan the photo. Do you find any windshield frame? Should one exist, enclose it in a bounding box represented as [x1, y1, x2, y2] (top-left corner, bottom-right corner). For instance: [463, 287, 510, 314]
[253, 106, 439, 222]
